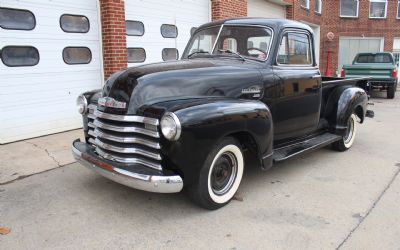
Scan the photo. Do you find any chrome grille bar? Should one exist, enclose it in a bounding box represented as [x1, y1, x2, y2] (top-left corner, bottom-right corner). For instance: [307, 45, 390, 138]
[93, 138, 161, 161]
[88, 129, 160, 149]
[91, 120, 159, 138]
[86, 104, 162, 171]
[94, 110, 159, 125]
[94, 146, 162, 171]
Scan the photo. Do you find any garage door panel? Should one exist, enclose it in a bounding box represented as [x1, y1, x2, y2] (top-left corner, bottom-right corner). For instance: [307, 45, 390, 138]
[0, 0, 102, 143]
[125, 0, 209, 66]
[247, 0, 286, 18]
[338, 37, 383, 71]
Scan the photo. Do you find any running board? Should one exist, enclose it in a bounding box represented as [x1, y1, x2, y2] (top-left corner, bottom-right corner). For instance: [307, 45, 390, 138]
[273, 133, 342, 163]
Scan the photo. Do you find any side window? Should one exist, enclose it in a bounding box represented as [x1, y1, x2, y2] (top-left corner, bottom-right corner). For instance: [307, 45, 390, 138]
[161, 24, 178, 38]
[277, 32, 312, 65]
[60, 14, 90, 33]
[0, 7, 36, 30]
[126, 20, 144, 36]
[162, 48, 179, 61]
[128, 48, 146, 63]
[63, 47, 92, 64]
[0, 46, 40, 67]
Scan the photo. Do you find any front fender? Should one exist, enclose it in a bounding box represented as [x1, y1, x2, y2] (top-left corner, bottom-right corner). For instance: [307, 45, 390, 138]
[326, 87, 368, 135]
[160, 99, 273, 185]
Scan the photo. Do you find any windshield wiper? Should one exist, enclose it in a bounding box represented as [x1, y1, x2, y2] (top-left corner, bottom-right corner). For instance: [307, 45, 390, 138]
[187, 51, 210, 59]
[217, 49, 246, 61]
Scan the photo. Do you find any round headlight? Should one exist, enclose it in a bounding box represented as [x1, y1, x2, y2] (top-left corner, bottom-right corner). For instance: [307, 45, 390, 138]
[160, 112, 181, 141]
[76, 94, 88, 114]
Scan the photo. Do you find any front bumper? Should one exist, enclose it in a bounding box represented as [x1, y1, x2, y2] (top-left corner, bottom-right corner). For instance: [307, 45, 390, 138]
[72, 139, 183, 193]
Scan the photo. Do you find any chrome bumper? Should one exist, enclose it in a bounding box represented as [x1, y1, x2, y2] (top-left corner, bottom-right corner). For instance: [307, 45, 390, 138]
[72, 140, 183, 193]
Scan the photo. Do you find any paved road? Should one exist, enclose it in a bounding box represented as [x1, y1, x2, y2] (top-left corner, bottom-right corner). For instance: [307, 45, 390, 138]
[1, 92, 399, 249]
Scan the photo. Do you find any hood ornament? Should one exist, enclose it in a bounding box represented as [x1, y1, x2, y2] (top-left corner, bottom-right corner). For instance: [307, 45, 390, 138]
[98, 97, 127, 109]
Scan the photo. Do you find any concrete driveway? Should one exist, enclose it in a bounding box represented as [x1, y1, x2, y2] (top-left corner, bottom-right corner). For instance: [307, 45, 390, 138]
[1, 91, 399, 249]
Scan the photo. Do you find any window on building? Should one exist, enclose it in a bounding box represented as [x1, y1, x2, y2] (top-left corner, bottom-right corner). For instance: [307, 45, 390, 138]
[369, 0, 387, 19]
[0, 46, 39, 67]
[277, 32, 312, 65]
[162, 48, 179, 61]
[63, 47, 92, 64]
[340, 0, 359, 17]
[398, 1, 400, 19]
[60, 14, 90, 33]
[126, 21, 144, 36]
[300, 0, 310, 9]
[0, 8, 35, 30]
[315, 0, 322, 14]
[161, 24, 178, 38]
[127, 48, 146, 63]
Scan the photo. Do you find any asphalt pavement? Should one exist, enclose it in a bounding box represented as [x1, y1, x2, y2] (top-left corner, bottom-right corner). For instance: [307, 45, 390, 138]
[0, 91, 399, 249]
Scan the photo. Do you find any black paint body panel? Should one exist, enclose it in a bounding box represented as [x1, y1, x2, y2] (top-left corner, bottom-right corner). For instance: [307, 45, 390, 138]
[80, 18, 369, 186]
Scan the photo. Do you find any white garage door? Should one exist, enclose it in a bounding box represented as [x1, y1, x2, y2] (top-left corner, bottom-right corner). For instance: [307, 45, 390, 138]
[0, 0, 103, 144]
[125, 0, 210, 66]
[248, 0, 286, 18]
[338, 37, 384, 72]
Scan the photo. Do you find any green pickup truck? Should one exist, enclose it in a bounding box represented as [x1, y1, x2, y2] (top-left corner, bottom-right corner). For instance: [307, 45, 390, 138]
[341, 52, 398, 99]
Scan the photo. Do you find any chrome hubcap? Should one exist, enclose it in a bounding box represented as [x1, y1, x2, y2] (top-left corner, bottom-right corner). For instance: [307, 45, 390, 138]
[211, 152, 237, 195]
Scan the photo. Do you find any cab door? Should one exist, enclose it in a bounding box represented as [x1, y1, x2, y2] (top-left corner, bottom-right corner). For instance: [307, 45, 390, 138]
[272, 29, 322, 142]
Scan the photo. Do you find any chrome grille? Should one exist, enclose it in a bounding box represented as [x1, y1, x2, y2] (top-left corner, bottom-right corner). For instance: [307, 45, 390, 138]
[87, 104, 162, 171]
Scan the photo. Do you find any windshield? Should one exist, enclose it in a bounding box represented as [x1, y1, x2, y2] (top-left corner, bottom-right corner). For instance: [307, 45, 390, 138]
[355, 54, 394, 64]
[183, 25, 273, 61]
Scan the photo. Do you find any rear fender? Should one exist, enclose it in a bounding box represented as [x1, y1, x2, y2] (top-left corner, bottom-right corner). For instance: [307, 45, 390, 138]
[325, 86, 368, 135]
[161, 99, 273, 185]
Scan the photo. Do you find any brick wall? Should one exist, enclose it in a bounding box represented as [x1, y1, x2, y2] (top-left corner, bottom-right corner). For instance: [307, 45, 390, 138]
[289, 0, 400, 75]
[211, 0, 247, 20]
[100, 0, 127, 79]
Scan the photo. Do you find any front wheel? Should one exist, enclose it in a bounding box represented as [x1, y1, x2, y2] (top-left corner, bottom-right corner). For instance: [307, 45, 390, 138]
[332, 113, 358, 152]
[189, 137, 244, 210]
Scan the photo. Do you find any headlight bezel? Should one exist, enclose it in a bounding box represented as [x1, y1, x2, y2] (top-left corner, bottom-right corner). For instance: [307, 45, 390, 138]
[160, 112, 181, 141]
[76, 94, 88, 114]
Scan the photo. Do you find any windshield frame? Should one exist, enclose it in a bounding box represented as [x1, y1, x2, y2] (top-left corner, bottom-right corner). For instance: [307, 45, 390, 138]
[182, 24, 275, 62]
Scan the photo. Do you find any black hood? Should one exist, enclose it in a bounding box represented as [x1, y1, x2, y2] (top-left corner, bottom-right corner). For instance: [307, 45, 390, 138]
[102, 59, 264, 114]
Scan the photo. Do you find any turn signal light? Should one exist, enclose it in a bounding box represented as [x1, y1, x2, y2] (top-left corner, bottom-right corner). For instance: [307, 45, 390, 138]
[341, 68, 345, 77]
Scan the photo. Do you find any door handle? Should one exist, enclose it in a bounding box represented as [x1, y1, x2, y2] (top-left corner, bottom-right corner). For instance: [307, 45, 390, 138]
[311, 75, 322, 79]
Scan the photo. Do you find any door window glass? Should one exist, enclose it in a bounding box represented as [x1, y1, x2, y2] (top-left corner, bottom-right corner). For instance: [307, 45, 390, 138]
[128, 48, 146, 63]
[277, 32, 312, 65]
[0, 8, 35, 30]
[0, 46, 39, 66]
[161, 24, 178, 38]
[162, 48, 179, 61]
[63, 47, 92, 64]
[126, 21, 144, 36]
[60, 14, 89, 33]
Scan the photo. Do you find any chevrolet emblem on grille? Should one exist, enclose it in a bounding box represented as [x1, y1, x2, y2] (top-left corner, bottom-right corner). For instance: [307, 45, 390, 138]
[98, 97, 127, 109]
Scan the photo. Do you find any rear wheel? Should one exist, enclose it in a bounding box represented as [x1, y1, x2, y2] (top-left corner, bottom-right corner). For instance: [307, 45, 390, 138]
[387, 85, 396, 99]
[188, 137, 244, 210]
[332, 114, 358, 152]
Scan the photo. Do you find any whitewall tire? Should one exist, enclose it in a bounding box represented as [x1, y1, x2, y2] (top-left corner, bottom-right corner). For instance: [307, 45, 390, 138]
[332, 113, 358, 151]
[189, 137, 244, 210]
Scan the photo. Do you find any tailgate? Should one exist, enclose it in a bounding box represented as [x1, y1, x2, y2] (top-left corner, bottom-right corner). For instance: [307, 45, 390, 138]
[343, 64, 395, 79]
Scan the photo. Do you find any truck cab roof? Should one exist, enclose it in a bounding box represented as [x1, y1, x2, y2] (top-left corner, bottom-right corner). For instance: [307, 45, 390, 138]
[197, 18, 314, 34]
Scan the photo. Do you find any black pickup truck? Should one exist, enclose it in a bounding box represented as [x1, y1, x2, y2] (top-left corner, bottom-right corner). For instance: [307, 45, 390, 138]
[72, 18, 373, 210]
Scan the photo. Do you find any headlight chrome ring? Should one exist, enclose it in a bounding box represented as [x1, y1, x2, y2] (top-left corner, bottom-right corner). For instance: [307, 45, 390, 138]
[160, 112, 181, 141]
[76, 94, 88, 114]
